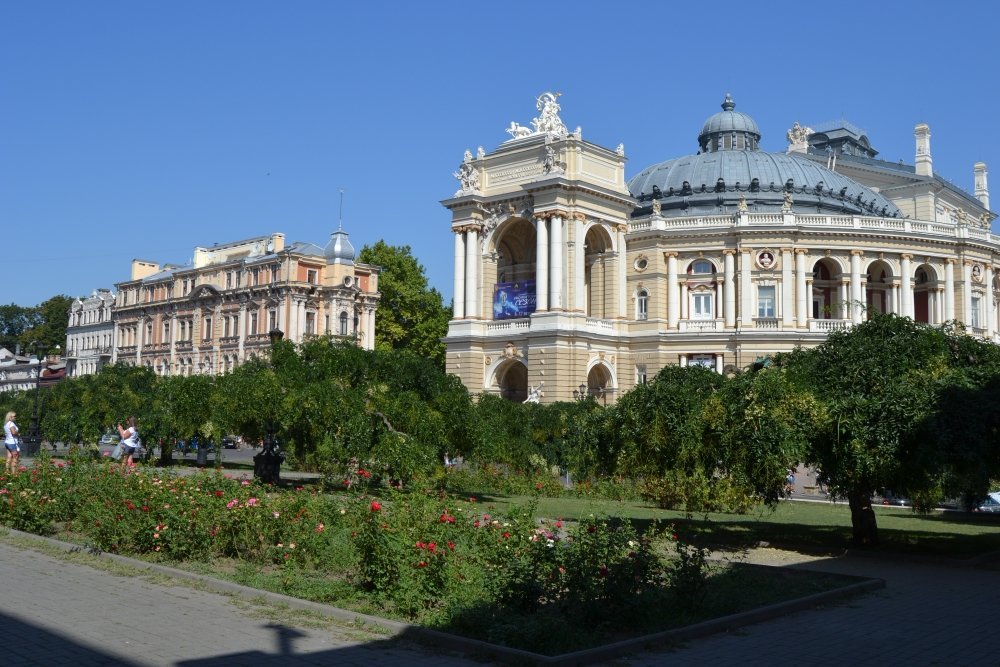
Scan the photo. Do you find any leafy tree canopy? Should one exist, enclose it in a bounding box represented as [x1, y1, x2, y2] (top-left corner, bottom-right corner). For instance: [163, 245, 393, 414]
[358, 241, 450, 369]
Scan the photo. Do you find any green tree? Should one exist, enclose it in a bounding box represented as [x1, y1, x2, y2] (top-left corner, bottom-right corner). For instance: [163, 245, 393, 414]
[358, 241, 450, 369]
[21, 295, 73, 352]
[0, 303, 34, 352]
[784, 314, 965, 545]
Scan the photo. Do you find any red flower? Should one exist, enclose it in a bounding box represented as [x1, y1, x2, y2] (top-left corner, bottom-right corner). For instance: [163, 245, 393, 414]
[502, 531, 511, 539]
[428, 542, 437, 552]
[141, 505, 149, 512]
[417, 561, 427, 568]
[555, 521, 563, 528]
[468, 496, 476, 503]
[473, 520, 481, 528]
[447, 541, 455, 550]
[215, 490, 224, 497]
[535, 482, 543, 490]
[370, 501, 381, 512]
[587, 525, 597, 534]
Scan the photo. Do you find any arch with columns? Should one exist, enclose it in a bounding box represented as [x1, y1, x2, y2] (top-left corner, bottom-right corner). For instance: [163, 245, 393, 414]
[487, 357, 529, 403]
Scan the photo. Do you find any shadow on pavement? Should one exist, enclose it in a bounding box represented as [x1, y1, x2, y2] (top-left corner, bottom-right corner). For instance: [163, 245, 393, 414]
[2, 612, 143, 667]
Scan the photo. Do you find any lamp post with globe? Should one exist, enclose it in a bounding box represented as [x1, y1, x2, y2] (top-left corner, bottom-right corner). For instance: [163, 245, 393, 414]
[22, 342, 60, 456]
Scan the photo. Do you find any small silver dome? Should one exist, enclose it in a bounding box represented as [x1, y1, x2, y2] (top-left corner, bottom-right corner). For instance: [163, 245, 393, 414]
[698, 94, 761, 152]
[324, 229, 355, 265]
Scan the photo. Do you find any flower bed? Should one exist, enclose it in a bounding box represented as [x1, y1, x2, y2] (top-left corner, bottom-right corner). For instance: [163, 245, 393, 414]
[0, 454, 859, 656]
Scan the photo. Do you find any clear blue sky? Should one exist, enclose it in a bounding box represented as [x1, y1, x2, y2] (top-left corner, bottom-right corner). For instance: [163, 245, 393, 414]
[4, 1, 999, 308]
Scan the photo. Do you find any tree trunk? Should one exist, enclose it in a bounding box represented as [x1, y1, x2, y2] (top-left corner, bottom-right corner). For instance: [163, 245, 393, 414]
[847, 490, 879, 546]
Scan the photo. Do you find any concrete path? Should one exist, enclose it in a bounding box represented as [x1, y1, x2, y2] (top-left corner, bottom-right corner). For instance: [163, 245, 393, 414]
[0, 538, 480, 666]
[626, 548, 1000, 666]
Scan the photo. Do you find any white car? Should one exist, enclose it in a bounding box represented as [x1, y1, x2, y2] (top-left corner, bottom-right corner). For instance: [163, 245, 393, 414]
[99, 433, 118, 446]
[976, 492, 1000, 513]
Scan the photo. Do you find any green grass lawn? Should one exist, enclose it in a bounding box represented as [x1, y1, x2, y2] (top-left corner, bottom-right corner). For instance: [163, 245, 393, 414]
[466, 494, 1000, 559]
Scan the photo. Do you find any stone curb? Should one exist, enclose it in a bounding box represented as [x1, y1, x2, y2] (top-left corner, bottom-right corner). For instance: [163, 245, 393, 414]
[2, 528, 884, 666]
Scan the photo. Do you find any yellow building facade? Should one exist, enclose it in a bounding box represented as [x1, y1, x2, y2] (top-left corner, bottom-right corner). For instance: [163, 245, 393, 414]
[443, 94, 995, 403]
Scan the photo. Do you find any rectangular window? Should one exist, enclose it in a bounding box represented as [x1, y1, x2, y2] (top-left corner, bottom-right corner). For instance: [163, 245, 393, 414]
[692, 293, 713, 319]
[637, 293, 648, 320]
[307, 269, 318, 285]
[636, 364, 647, 385]
[203, 317, 212, 340]
[249, 312, 258, 335]
[252, 268, 260, 286]
[224, 317, 231, 338]
[267, 310, 277, 332]
[757, 285, 776, 318]
[305, 312, 316, 335]
[971, 296, 982, 328]
[689, 354, 715, 369]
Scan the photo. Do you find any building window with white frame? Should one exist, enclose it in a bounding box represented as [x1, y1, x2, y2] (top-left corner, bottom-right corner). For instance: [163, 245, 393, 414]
[757, 285, 776, 318]
[267, 310, 277, 332]
[691, 292, 713, 319]
[249, 312, 258, 336]
[339, 311, 349, 336]
[636, 364, 647, 385]
[305, 312, 316, 335]
[203, 317, 212, 340]
[637, 289, 648, 320]
[971, 295, 982, 328]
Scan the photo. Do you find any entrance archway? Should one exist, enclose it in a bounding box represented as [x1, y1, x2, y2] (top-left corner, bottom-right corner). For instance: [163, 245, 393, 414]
[495, 360, 528, 402]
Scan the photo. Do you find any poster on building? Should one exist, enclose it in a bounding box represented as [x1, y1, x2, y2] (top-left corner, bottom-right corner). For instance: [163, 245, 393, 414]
[493, 280, 536, 320]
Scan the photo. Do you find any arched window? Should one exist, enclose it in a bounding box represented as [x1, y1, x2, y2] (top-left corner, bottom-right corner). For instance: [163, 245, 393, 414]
[690, 260, 715, 275]
[339, 311, 349, 336]
[637, 289, 648, 320]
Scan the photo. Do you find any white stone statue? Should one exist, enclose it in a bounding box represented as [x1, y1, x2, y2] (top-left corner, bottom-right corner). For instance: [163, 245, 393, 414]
[616, 143, 625, 156]
[523, 381, 544, 404]
[531, 92, 568, 137]
[506, 121, 533, 139]
[738, 194, 749, 213]
[463, 149, 473, 163]
[477, 146, 485, 159]
[782, 190, 794, 213]
[453, 162, 480, 196]
[786, 122, 813, 153]
[651, 198, 661, 215]
[542, 145, 565, 175]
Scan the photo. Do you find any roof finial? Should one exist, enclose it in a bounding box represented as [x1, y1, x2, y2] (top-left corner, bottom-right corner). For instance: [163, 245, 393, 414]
[722, 93, 735, 111]
[338, 187, 345, 231]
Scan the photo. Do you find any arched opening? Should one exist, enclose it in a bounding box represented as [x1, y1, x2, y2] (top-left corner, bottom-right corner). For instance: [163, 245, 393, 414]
[913, 265, 937, 324]
[636, 288, 649, 320]
[493, 219, 537, 320]
[584, 226, 613, 318]
[865, 259, 894, 317]
[812, 258, 843, 319]
[585, 364, 615, 405]
[495, 360, 528, 402]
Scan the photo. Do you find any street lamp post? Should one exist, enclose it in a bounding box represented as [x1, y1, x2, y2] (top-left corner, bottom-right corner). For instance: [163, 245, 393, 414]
[22, 342, 59, 456]
[253, 328, 286, 484]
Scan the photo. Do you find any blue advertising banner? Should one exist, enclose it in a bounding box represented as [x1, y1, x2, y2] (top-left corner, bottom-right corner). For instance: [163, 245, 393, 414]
[493, 280, 536, 320]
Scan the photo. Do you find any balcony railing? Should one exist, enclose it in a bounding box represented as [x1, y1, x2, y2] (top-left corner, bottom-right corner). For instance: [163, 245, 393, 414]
[809, 319, 852, 333]
[678, 319, 721, 331]
[487, 319, 530, 333]
[753, 318, 779, 330]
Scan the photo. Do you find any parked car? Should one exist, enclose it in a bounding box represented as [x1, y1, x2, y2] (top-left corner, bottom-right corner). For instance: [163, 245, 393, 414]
[222, 435, 240, 449]
[99, 433, 118, 446]
[976, 492, 1000, 513]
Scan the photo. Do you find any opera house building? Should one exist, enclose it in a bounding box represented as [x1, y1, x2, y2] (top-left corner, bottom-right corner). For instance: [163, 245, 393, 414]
[442, 93, 995, 403]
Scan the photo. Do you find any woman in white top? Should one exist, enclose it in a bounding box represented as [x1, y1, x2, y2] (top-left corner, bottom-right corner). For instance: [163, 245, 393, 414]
[4, 411, 19, 473]
[116, 416, 140, 470]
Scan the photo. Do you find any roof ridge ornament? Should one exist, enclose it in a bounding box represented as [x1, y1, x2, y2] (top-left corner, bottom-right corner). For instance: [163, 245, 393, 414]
[505, 92, 569, 140]
[721, 93, 735, 111]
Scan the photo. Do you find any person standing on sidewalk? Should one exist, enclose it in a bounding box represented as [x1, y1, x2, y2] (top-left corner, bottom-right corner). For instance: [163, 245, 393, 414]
[116, 416, 140, 471]
[4, 411, 19, 473]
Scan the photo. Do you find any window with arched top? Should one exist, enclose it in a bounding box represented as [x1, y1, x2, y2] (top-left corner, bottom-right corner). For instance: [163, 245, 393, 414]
[916, 269, 928, 285]
[690, 260, 715, 275]
[339, 312, 349, 336]
[637, 289, 648, 320]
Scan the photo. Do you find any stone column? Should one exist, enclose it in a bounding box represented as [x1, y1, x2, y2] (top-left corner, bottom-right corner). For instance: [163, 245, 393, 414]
[667, 252, 679, 328]
[169, 312, 178, 371]
[237, 305, 247, 356]
[680, 282, 688, 320]
[963, 262, 973, 326]
[465, 227, 479, 318]
[535, 216, 549, 312]
[715, 281, 723, 318]
[617, 225, 627, 318]
[679, 354, 687, 367]
[945, 259, 955, 321]
[987, 266, 996, 337]
[850, 251, 863, 324]
[550, 214, 564, 310]
[136, 316, 144, 363]
[781, 248, 794, 327]
[795, 250, 808, 326]
[900, 254, 912, 319]
[806, 278, 814, 321]
[715, 354, 724, 374]
[839, 282, 849, 319]
[723, 250, 736, 327]
[453, 231, 466, 318]
[740, 249, 752, 325]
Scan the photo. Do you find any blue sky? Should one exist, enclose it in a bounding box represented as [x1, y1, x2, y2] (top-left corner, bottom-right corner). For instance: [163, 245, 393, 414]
[3, 1, 999, 308]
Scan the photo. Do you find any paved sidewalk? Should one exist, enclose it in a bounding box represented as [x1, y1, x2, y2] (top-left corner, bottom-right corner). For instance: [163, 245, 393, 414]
[626, 548, 1000, 666]
[0, 539, 480, 667]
